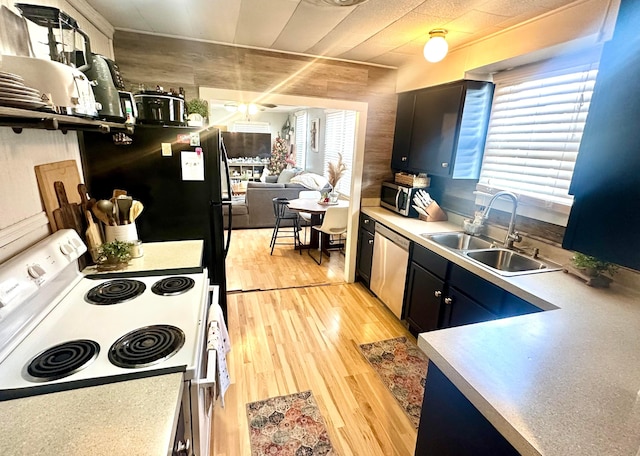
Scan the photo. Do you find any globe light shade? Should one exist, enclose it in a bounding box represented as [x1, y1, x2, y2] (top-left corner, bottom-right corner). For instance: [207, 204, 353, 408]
[423, 30, 448, 63]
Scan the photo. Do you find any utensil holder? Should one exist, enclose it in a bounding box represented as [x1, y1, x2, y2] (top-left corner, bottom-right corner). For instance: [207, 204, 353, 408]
[104, 223, 138, 243]
[418, 201, 448, 222]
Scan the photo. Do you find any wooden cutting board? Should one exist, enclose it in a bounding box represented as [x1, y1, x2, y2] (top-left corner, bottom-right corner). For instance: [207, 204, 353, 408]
[35, 160, 82, 232]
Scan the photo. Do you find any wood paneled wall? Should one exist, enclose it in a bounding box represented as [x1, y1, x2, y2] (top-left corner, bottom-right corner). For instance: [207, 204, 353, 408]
[113, 31, 398, 199]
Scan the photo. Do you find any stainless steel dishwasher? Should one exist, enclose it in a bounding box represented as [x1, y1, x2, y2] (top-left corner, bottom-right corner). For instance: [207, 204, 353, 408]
[370, 224, 410, 319]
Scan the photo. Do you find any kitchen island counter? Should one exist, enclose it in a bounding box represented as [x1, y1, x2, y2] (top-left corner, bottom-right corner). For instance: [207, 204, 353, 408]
[82, 239, 204, 275]
[0, 373, 184, 455]
[361, 206, 640, 456]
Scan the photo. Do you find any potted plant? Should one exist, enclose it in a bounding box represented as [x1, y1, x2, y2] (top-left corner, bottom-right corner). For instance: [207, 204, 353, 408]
[569, 252, 618, 287]
[96, 240, 134, 271]
[186, 98, 209, 126]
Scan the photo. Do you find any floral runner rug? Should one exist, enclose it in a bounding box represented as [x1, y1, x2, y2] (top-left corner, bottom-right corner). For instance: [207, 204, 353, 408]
[358, 336, 429, 428]
[246, 390, 336, 455]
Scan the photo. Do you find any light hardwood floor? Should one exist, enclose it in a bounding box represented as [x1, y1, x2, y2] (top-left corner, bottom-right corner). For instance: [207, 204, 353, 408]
[213, 228, 418, 455]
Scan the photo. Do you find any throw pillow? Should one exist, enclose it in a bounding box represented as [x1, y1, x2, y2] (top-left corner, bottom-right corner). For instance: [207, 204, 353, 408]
[277, 168, 297, 184]
[259, 167, 270, 183]
[289, 173, 330, 191]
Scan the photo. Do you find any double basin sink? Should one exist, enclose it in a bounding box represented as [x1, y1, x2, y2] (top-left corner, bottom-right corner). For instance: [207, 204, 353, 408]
[422, 232, 562, 276]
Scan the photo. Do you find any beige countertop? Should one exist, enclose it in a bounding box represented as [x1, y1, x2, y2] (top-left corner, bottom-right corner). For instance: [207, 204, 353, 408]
[83, 239, 203, 275]
[0, 373, 184, 456]
[362, 206, 640, 456]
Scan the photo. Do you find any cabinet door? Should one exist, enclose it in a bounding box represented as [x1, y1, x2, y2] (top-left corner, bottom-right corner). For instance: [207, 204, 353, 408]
[409, 83, 464, 175]
[563, 0, 640, 270]
[356, 228, 375, 286]
[405, 262, 444, 334]
[416, 361, 521, 456]
[391, 92, 416, 171]
[444, 286, 497, 328]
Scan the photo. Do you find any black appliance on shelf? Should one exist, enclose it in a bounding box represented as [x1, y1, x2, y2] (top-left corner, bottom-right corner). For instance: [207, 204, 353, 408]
[79, 125, 232, 313]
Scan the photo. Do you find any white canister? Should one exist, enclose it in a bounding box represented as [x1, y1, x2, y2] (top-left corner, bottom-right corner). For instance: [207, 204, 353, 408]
[104, 224, 139, 243]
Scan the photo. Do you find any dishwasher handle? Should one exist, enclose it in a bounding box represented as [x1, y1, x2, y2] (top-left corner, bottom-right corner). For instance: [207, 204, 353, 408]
[375, 224, 410, 251]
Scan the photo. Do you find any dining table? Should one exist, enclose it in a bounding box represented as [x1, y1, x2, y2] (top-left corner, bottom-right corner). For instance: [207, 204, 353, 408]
[286, 198, 349, 256]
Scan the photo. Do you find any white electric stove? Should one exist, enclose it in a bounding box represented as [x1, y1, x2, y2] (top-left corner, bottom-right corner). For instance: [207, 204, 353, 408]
[0, 230, 218, 455]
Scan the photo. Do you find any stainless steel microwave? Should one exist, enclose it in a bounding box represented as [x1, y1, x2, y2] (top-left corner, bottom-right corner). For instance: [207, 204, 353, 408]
[380, 182, 421, 217]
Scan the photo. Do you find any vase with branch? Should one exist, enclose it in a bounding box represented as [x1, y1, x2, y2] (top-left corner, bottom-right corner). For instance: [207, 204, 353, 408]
[327, 153, 347, 202]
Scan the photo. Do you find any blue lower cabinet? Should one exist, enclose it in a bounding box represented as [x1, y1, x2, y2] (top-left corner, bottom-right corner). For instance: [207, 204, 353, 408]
[415, 361, 520, 456]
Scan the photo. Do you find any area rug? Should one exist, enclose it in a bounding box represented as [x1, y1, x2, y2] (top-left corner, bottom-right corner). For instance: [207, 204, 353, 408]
[246, 390, 336, 455]
[358, 336, 429, 428]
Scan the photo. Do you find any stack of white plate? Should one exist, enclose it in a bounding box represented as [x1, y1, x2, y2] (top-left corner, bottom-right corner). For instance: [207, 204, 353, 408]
[0, 71, 49, 110]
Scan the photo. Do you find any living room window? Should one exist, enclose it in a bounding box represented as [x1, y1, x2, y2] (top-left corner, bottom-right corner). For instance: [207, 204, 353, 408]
[324, 110, 356, 197]
[232, 121, 270, 133]
[294, 112, 307, 169]
[477, 52, 600, 225]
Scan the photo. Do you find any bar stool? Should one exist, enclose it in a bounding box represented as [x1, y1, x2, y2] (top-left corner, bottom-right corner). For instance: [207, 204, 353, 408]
[270, 197, 301, 255]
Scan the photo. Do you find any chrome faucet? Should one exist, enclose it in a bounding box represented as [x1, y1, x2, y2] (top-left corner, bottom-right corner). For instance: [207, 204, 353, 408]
[481, 191, 522, 248]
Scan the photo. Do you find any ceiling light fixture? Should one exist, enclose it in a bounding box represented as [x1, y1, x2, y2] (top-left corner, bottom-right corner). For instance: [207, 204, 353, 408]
[423, 29, 448, 63]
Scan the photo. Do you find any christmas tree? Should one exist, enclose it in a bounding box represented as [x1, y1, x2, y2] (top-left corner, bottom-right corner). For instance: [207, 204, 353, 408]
[268, 135, 290, 175]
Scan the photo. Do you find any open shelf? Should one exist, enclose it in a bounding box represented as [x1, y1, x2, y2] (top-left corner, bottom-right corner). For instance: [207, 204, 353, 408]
[0, 106, 132, 134]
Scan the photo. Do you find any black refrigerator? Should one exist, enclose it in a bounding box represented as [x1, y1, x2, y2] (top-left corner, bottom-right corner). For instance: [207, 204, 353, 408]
[79, 125, 232, 314]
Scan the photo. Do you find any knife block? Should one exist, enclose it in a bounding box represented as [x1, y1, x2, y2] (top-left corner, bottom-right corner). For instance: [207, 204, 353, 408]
[418, 201, 448, 222]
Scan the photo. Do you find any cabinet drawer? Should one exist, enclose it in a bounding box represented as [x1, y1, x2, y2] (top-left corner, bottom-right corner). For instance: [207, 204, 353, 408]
[411, 243, 449, 280]
[359, 213, 376, 234]
[448, 264, 503, 315]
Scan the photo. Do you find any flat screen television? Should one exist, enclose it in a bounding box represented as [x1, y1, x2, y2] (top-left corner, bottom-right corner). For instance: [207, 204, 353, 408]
[221, 132, 272, 159]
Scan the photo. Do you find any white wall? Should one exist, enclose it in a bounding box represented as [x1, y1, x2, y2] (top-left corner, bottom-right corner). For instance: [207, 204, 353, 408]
[302, 108, 326, 175]
[209, 108, 290, 140]
[0, 0, 114, 261]
[397, 0, 620, 91]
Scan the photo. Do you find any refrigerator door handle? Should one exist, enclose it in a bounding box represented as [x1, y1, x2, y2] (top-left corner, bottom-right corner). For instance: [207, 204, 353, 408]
[220, 138, 233, 202]
[222, 201, 232, 258]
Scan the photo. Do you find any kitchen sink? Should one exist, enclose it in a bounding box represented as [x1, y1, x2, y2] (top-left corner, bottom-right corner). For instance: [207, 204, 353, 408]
[422, 232, 562, 276]
[463, 248, 562, 276]
[422, 232, 496, 250]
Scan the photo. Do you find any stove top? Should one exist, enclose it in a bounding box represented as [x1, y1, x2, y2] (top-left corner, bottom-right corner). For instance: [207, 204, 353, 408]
[0, 231, 210, 401]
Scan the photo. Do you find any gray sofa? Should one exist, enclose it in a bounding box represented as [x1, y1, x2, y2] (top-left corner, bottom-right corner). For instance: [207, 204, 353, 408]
[224, 181, 323, 229]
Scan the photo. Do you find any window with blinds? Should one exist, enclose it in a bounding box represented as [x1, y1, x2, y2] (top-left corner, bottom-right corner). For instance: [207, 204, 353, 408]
[295, 112, 307, 169]
[324, 110, 356, 196]
[477, 56, 599, 222]
[232, 121, 270, 133]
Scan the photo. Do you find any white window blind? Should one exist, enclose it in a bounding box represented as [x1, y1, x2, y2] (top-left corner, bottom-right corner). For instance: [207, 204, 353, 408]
[232, 121, 270, 133]
[295, 112, 307, 169]
[324, 110, 356, 196]
[478, 58, 599, 218]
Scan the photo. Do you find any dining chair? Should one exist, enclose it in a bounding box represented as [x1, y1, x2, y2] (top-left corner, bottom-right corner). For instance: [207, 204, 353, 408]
[308, 206, 348, 265]
[270, 197, 301, 255]
[298, 190, 322, 243]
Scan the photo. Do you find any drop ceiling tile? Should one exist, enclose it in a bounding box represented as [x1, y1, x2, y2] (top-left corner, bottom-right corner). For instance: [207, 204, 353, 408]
[476, 0, 545, 17]
[272, 1, 355, 53]
[367, 12, 450, 48]
[81, 0, 151, 31]
[306, 0, 426, 55]
[195, 0, 242, 42]
[413, 0, 486, 20]
[444, 9, 510, 33]
[339, 41, 397, 61]
[234, 0, 299, 47]
[495, 7, 549, 29]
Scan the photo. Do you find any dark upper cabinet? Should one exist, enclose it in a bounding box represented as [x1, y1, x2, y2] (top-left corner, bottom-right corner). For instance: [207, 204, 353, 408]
[391, 80, 494, 179]
[563, 0, 640, 271]
[390, 92, 416, 170]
